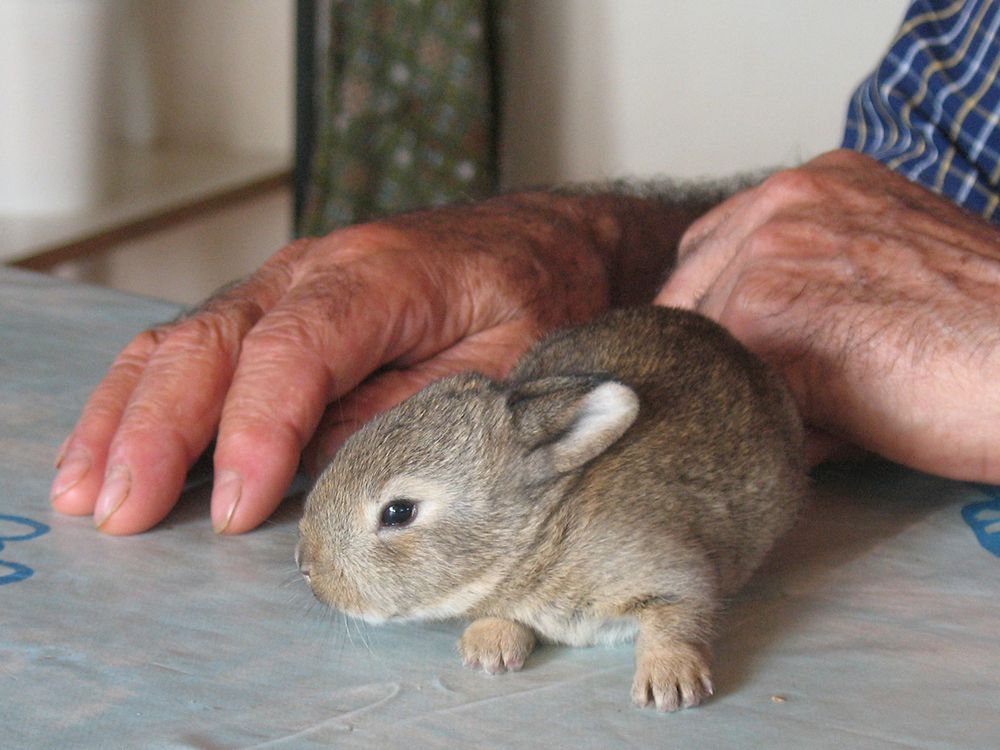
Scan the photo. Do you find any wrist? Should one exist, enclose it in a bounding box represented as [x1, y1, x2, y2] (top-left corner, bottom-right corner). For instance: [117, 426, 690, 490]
[537, 177, 756, 306]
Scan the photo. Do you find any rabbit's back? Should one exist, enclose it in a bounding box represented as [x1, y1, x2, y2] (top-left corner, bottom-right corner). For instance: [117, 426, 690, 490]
[512, 306, 807, 594]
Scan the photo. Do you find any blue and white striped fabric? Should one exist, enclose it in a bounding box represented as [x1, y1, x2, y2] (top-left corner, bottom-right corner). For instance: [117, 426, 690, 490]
[843, 0, 1000, 224]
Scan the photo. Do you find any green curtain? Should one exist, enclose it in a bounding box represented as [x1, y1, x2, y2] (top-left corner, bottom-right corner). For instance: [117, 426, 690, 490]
[297, 0, 501, 236]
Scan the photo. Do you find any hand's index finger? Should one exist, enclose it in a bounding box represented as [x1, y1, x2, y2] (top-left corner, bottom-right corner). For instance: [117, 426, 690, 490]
[209, 269, 401, 534]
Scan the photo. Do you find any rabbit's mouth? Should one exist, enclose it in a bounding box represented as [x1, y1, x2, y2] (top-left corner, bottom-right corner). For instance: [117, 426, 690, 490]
[312, 584, 404, 624]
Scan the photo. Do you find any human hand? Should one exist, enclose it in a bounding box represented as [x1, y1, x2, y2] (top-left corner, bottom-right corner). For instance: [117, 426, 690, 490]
[656, 150, 1000, 482]
[50, 197, 613, 534]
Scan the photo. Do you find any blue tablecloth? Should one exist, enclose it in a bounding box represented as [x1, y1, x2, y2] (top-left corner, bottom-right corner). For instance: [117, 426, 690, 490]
[2, 267, 998, 749]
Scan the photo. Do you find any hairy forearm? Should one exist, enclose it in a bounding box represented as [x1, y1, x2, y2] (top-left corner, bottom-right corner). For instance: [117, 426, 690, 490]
[541, 175, 764, 305]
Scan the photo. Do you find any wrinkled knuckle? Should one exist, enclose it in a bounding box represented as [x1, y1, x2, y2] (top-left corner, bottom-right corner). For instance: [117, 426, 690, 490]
[241, 317, 306, 356]
[83, 390, 129, 426]
[132, 316, 238, 375]
[241, 309, 326, 363]
[167, 312, 241, 354]
[167, 315, 220, 348]
[198, 288, 267, 322]
[118, 396, 173, 434]
[117, 401, 155, 432]
[111, 329, 165, 375]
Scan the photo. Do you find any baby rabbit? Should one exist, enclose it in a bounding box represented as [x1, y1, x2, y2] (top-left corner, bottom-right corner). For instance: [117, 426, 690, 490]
[297, 306, 807, 712]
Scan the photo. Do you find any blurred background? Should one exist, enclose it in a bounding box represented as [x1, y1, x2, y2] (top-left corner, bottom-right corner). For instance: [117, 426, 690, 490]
[0, 0, 906, 305]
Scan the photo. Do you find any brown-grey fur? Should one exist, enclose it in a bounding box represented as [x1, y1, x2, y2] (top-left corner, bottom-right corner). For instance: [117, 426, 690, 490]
[298, 306, 807, 712]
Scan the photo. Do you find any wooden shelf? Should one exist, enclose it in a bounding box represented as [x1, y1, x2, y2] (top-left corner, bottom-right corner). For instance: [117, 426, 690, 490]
[1, 145, 291, 269]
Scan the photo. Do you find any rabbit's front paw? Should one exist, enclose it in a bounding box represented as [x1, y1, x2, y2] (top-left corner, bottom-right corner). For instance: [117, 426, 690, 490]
[631, 641, 714, 712]
[458, 617, 536, 674]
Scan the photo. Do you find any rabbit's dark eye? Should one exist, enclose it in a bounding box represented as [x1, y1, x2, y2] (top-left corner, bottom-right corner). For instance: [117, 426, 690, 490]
[380, 499, 416, 528]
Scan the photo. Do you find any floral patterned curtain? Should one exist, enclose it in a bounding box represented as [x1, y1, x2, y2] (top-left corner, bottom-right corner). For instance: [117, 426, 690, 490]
[296, 0, 502, 236]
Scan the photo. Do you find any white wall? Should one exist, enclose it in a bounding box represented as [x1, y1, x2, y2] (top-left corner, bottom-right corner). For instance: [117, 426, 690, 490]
[501, 0, 911, 186]
[48, 0, 295, 306]
[109, 0, 294, 154]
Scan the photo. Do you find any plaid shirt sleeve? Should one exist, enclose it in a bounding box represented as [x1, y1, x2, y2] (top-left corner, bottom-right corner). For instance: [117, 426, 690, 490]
[843, 0, 1000, 224]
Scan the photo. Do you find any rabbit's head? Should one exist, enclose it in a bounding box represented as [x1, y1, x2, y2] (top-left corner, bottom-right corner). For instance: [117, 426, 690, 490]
[296, 371, 639, 622]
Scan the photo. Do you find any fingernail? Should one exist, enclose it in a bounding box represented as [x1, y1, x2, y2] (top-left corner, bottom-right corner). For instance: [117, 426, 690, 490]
[51, 451, 92, 500]
[212, 469, 242, 534]
[95, 465, 131, 529]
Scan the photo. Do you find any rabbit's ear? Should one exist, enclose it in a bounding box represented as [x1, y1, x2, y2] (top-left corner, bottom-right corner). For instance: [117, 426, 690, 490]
[507, 376, 639, 474]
